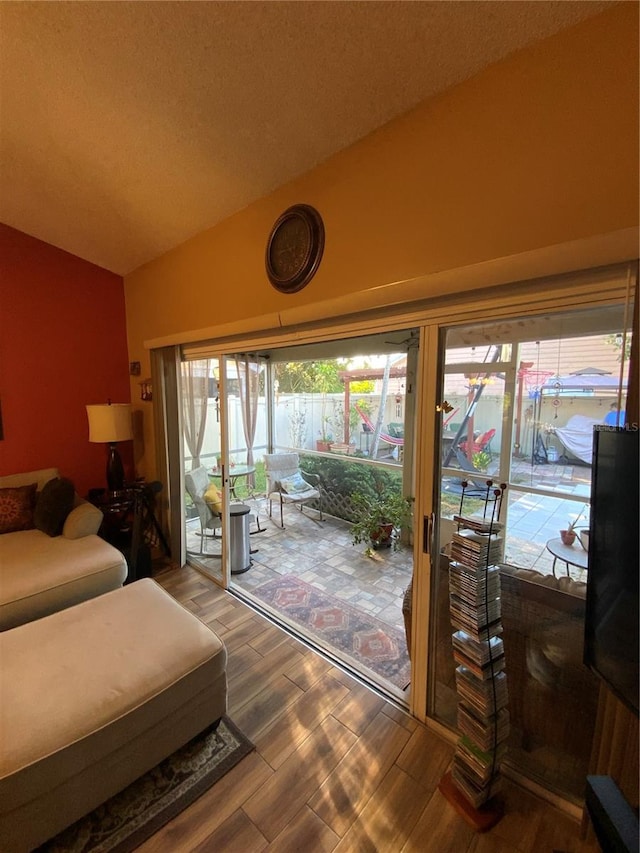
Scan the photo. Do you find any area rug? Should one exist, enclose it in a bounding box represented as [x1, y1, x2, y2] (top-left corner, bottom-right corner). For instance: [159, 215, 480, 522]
[37, 717, 254, 853]
[252, 574, 411, 689]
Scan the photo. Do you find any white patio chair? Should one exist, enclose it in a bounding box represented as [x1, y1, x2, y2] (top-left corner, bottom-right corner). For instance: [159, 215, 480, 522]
[263, 452, 323, 528]
[185, 466, 222, 554]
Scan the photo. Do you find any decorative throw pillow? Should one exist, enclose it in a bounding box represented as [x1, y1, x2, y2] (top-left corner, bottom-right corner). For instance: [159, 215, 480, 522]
[279, 472, 311, 494]
[34, 477, 76, 537]
[0, 483, 37, 534]
[204, 483, 223, 514]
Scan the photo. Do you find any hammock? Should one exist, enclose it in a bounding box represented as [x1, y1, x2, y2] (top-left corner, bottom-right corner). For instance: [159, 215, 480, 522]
[355, 403, 404, 446]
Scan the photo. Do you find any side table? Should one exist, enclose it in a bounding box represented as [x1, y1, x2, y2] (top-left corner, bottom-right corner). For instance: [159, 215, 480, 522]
[545, 537, 589, 577]
[88, 483, 170, 582]
[88, 489, 135, 543]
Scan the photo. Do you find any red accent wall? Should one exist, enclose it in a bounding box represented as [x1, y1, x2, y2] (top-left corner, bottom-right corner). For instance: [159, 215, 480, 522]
[0, 225, 132, 497]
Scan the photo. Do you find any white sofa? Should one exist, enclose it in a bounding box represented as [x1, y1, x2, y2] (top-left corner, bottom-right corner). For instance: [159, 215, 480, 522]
[0, 468, 128, 630]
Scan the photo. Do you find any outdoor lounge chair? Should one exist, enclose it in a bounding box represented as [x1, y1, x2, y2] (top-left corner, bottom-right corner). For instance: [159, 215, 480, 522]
[458, 428, 496, 456]
[264, 452, 323, 528]
[451, 448, 488, 490]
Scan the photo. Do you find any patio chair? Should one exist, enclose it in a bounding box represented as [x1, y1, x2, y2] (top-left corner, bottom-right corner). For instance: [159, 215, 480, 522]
[264, 452, 323, 528]
[452, 448, 488, 490]
[458, 427, 496, 456]
[185, 466, 222, 554]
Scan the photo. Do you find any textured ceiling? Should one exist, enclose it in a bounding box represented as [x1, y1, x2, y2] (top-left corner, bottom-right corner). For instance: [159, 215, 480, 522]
[0, 1, 614, 275]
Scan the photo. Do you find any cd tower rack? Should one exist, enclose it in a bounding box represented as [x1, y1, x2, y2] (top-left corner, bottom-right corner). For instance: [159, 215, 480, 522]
[439, 479, 508, 829]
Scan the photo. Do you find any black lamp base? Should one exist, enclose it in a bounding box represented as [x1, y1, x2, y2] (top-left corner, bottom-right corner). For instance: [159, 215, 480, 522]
[106, 442, 125, 492]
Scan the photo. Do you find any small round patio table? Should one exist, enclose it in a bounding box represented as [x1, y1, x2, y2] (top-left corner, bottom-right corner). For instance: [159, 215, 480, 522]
[212, 464, 256, 500]
[545, 537, 588, 577]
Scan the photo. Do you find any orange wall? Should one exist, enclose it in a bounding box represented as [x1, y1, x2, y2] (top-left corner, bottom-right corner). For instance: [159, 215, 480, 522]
[124, 4, 639, 477]
[0, 224, 132, 496]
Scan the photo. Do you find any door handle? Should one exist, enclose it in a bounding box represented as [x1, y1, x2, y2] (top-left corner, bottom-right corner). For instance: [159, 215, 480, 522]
[422, 512, 436, 555]
[423, 513, 434, 554]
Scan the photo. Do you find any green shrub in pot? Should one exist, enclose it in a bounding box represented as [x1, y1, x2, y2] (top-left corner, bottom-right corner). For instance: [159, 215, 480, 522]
[350, 489, 413, 554]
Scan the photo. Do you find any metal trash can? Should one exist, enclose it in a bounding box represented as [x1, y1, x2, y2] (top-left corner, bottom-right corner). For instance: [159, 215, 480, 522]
[229, 503, 251, 574]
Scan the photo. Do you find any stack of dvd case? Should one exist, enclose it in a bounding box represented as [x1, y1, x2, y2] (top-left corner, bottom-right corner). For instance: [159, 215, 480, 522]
[448, 515, 509, 808]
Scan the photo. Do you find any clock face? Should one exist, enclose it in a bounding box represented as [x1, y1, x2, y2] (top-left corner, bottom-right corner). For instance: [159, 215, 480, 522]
[266, 205, 324, 293]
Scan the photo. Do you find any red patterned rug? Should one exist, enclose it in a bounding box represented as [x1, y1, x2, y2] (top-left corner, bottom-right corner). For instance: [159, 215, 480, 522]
[251, 575, 410, 690]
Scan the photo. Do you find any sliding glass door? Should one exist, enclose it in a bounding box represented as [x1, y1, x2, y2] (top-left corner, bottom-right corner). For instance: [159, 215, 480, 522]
[429, 301, 633, 801]
[179, 328, 420, 702]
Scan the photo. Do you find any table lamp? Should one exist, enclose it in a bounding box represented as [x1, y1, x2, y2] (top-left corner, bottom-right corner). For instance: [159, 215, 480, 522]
[86, 402, 133, 492]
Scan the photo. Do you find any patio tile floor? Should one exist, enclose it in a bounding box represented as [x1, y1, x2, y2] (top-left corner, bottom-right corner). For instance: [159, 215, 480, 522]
[247, 500, 412, 631]
[186, 498, 413, 636]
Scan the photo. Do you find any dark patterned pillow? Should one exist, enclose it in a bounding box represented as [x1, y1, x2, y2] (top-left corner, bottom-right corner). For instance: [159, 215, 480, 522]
[0, 483, 37, 534]
[34, 477, 76, 537]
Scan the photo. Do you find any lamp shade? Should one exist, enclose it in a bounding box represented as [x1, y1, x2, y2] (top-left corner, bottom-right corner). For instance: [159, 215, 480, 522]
[86, 403, 132, 443]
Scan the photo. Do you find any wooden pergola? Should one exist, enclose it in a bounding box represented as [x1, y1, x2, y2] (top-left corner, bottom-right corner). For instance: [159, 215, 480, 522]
[337, 366, 406, 444]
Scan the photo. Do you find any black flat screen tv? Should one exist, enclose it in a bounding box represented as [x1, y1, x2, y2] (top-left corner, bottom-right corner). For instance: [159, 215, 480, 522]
[584, 426, 639, 716]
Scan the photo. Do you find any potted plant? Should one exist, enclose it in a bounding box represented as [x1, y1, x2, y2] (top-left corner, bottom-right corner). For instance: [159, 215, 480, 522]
[560, 505, 587, 546]
[313, 409, 333, 452]
[472, 450, 492, 472]
[330, 442, 350, 455]
[316, 429, 333, 452]
[350, 489, 413, 554]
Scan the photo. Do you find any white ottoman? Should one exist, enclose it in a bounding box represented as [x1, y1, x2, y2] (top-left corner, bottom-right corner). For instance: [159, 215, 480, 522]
[0, 579, 227, 852]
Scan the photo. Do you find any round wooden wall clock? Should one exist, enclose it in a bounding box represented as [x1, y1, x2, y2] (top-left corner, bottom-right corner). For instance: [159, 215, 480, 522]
[265, 204, 325, 293]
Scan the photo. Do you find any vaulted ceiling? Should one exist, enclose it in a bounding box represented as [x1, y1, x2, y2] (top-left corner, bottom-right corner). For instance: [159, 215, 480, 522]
[0, 1, 614, 275]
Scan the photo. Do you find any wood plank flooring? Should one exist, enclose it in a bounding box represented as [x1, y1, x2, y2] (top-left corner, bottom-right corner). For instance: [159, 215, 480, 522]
[137, 563, 599, 853]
